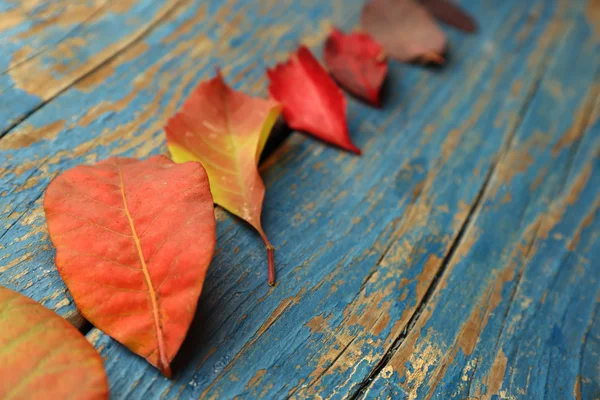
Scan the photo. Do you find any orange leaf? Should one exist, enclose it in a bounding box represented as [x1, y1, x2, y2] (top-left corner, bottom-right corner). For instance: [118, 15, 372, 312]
[44, 155, 216, 376]
[362, 0, 447, 65]
[165, 72, 281, 285]
[0, 286, 108, 399]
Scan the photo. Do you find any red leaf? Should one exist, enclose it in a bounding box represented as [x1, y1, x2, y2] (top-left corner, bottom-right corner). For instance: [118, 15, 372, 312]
[165, 71, 281, 285]
[44, 155, 216, 376]
[267, 46, 361, 154]
[421, 0, 478, 33]
[0, 286, 108, 399]
[323, 28, 388, 107]
[361, 0, 447, 65]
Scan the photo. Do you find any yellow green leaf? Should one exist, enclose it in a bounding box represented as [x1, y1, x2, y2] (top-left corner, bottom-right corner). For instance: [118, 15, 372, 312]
[165, 72, 281, 285]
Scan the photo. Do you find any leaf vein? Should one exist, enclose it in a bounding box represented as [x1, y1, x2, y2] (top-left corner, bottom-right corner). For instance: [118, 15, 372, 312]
[46, 211, 131, 238]
[116, 162, 169, 373]
[145, 209, 209, 264]
[60, 248, 141, 271]
[63, 178, 124, 210]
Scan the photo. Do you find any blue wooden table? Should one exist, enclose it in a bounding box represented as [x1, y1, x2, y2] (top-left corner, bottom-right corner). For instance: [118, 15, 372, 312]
[1, 0, 599, 398]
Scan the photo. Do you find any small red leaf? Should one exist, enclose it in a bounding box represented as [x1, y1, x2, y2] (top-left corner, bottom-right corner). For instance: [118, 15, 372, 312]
[44, 155, 216, 376]
[267, 46, 361, 154]
[361, 0, 447, 65]
[421, 0, 478, 33]
[323, 28, 388, 107]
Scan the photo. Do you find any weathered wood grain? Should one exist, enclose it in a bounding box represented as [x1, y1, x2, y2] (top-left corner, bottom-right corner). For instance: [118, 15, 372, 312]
[85, 1, 591, 399]
[0, 0, 597, 398]
[580, 293, 600, 399]
[361, 7, 600, 399]
[0, 0, 176, 134]
[0, 0, 106, 71]
[0, 0, 354, 322]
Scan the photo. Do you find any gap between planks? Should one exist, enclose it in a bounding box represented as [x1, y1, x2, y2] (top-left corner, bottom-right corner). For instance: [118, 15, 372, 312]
[347, 26, 560, 398]
[4, 0, 591, 395]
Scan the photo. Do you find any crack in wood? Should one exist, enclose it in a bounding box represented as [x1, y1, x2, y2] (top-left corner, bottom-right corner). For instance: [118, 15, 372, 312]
[348, 30, 558, 397]
[348, 161, 495, 400]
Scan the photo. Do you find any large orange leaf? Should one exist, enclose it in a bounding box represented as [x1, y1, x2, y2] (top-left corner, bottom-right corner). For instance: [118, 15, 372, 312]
[165, 72, 281, 285]
[0, 286, 108, 399]
[44, 155, 216, 376]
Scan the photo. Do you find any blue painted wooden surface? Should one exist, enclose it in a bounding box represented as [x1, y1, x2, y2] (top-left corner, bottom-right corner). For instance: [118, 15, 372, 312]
[362, 7, 600, 398]
[0, 0, 173, 133]
[0, 0, 598, 399]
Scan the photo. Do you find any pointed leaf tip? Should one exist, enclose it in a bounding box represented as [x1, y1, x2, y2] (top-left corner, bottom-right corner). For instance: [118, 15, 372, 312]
[44, 155, 216, 376]
[421, 0, 478, 33]
[267, 46, 361, 154]
[165, 73, 280, 285]
[420, 51, 446, 65]
[324, 27, 388, 107]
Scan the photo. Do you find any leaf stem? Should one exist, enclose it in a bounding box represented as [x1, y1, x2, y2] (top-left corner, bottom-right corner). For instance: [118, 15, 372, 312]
[259, 231, 275, 286]
[266, 244, 275, 286]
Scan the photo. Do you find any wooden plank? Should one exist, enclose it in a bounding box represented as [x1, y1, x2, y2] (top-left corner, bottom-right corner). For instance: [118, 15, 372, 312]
[0, 0, 594, 399]
[0, 0, 357, 323]
[0, 0, 106, 72]
[72, 2, 583, 399]
[360, 6, 600, 399]
[0, 0, 176, 133]
[580, 295, 600, 399]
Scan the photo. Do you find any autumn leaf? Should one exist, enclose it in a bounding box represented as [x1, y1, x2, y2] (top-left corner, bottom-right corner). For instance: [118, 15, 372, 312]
[165, 72, 280, 285]
[324, 27, 388, 107]
[44, 155, 216, 377]
[0, 286, 108, 399]
[267, 46, 361, 154]
[362, 0, 447, 64]
[421, 0, 478, 33]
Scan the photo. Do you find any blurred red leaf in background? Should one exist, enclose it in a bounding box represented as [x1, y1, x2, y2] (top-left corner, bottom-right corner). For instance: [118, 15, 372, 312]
[324, 28, 388, 107]
[362, 0, 446, 65]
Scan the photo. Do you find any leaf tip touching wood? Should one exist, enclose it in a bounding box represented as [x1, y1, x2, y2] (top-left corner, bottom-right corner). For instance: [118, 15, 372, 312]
[161, 365, 173, 379]
[347, 142, 362, 155]
[419, 51, 446, 65]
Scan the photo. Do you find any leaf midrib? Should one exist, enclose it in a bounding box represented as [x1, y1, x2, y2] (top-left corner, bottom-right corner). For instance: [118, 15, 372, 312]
[116, 163, 169, 373]
[221, 85, 251, 225]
